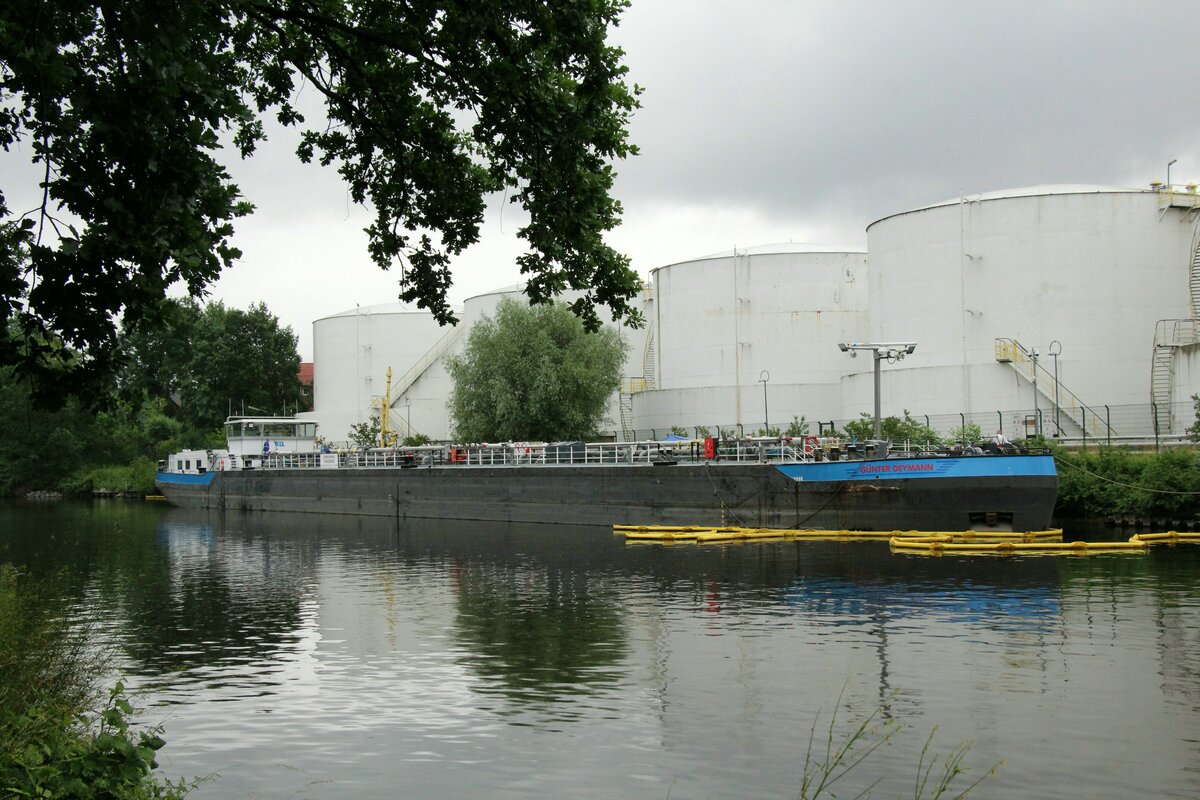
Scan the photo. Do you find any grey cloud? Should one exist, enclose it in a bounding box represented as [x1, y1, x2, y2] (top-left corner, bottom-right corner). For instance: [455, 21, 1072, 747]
[610, 0, 1200, 237]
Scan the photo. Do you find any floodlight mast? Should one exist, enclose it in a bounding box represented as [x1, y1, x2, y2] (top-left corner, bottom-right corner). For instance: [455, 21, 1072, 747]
[836, 342, 918, 441]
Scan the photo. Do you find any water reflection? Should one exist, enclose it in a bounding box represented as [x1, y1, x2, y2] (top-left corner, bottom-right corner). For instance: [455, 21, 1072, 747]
[2, 501, 1199, 799]
[452, 561, 627, 710]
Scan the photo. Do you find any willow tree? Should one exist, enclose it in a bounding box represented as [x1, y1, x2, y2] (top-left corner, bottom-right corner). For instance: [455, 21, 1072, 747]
[447, 298, 627, 441]
[0, 0, 642, 401]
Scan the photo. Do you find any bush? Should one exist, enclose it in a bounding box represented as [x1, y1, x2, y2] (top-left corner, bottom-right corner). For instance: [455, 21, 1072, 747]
[785, 416, 810, 437]
[0, 565, 196, 799]
[841, 411, 942, 446]
[1054, 447, 1200, 519]
[948, 422, 983, 444]
[63, 457, 159, 496]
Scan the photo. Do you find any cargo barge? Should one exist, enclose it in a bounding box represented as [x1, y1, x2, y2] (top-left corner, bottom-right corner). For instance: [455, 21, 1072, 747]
[155, 417, 1058, 531]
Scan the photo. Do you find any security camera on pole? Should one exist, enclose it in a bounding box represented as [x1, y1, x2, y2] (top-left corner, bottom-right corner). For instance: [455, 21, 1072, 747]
[837, 342, 918, 451]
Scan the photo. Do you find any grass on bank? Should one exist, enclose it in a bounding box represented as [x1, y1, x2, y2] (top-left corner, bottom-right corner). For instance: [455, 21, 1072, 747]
[0, 564, 196, 799]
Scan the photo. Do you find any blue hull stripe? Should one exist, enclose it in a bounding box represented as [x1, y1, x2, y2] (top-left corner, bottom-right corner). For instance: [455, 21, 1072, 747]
[775, 455, 1056, 483]
[155, 471, 216, 487]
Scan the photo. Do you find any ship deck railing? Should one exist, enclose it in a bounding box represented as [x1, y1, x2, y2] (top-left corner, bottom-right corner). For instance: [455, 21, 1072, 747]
[248, 437, 1047, 472]
[257, 438, 808, 470]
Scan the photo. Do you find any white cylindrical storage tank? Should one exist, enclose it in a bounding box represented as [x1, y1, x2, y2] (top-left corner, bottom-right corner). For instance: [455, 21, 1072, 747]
[633, 243, 868, 432]
[312, 304, 446, 446]
[858, 185, 1200, 437]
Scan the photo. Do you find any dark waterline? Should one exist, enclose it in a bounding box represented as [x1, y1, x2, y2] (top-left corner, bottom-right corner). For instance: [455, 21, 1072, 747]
[2, 500, 1198, 799]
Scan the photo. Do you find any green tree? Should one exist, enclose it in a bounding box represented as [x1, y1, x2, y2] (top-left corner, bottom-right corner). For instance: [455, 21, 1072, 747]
[116, 298, 302, 434]
[1, 0, 642, 401]
[842, 411, 942, 446]
[447, 298, 627, 441]
[116, 299, 203, 405]
[178, 302, 302, 431]
[0, 364, 89, 493]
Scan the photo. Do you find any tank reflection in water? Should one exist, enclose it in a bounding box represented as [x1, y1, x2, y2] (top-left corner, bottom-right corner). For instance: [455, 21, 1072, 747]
[1, 501, 1198, 799]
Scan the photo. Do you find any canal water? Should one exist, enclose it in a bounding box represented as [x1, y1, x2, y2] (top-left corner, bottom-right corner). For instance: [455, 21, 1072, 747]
[2, 501, 1198, 799]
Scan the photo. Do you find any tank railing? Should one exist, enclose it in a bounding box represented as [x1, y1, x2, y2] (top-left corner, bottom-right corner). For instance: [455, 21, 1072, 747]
[1154, 318, 1200, 348]
[994, 337, 1114, 438]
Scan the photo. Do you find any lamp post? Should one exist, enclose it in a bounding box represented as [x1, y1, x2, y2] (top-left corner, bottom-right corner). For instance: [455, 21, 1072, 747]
[758, 370, 770, 432]
[404, 397, 412, 439]
[1168, 158, 1177, 188]
[1048, 340, 1062, 437]
[837, 342, 917, 443]
[1031, 347, 1040, 437]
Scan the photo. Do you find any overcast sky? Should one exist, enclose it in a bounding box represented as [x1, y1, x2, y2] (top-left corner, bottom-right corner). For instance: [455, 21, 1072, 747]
[11, 2, 1200, 360]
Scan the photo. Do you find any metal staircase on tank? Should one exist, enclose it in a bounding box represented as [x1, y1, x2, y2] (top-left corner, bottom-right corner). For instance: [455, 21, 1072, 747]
[1191, 217, 1200, 316]
[618, 322, 657, 441]
[994, 338, 1113, 438]
[642, 325, 657, 390]
[1149, 220, 1200, 432]
[383, 321, 468, 436]
[1148, 188, 1200, 433]
[1151, 320, 1200, 433]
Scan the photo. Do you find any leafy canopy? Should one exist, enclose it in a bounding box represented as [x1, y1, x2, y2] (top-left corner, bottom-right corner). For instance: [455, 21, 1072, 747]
[0, 297, 300, 494]
[0, 0, 642, 399]
[447, 297, 627, 441]
[119, 298, 303, 431]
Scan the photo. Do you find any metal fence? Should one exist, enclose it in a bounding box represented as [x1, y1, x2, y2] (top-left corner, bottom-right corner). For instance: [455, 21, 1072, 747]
[610, 400, 1200, 449]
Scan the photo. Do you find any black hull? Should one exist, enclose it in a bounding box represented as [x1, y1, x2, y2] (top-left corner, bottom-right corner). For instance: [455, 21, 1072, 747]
[156, 460, 1057, 532]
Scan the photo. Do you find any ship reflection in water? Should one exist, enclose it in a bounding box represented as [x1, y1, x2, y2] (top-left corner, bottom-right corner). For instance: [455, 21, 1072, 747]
[2, 502, 1196, 800]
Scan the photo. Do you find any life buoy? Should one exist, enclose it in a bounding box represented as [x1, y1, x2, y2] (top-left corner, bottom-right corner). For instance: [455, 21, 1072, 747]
[216, 458, 226, 471]
[803, 436, 819, 453]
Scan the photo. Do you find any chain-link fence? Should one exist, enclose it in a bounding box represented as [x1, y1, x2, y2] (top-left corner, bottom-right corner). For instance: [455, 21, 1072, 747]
[610, 400, 1199, 448]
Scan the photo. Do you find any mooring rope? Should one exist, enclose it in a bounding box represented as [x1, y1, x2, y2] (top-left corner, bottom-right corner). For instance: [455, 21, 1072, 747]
[1054, 453, 1200, 496]
[702, 462, 746, 527]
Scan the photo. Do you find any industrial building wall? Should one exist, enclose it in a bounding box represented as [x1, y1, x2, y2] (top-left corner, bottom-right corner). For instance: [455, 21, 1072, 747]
[850, 187, 1200, 432]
